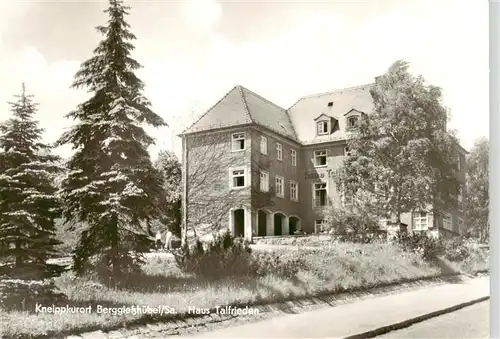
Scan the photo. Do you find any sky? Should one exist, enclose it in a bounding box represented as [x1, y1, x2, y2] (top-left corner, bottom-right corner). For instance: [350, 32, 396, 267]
[0, 0, 489, 160]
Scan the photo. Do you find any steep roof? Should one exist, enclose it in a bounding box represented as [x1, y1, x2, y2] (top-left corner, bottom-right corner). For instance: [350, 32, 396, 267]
[182, 85, 297, 140]
[287, 84, 374, 143]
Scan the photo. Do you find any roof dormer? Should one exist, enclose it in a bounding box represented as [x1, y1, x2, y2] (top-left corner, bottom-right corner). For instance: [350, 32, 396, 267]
[344, 109, 365, 130]
[314, 113, 338, 136]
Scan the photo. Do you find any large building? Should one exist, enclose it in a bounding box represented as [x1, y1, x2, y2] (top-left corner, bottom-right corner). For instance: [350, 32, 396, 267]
[180, 82, 467, 241]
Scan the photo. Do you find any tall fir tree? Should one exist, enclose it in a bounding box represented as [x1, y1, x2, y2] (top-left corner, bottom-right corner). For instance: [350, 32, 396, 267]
[56, 0, 167, 282]
[0, 84, 62, 279]
[336, 60, 460, 226]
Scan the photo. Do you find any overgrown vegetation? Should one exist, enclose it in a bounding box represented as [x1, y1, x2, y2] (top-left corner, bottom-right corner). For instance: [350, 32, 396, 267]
[1, 237, 451, 338]
[173, 231, 253, 279]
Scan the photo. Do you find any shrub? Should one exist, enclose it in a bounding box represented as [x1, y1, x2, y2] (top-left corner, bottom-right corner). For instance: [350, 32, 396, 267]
[395, 232, 443, 261]
[443, 237, 471, 262]
[251, 251, 305, 279]
[173, 231, 253, 279]
[0, 278, 68, 312]
[325, 204, 381, 243]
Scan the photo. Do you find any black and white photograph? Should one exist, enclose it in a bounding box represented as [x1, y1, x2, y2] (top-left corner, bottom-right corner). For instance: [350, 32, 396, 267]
[0, 0, 491, 338]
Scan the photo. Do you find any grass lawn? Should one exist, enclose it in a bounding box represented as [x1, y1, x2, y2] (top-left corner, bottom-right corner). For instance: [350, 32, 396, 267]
[0, 242, 487, 338]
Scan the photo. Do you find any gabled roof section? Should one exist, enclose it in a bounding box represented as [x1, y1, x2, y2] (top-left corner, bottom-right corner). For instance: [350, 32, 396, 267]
[182, 85, 297, 140]
[287, 84, 375, 143]
[240, 86, 297, 140]
[343, 108, 365, 116]
[313, 113, 335, 121]
[181, 86, 253, 135]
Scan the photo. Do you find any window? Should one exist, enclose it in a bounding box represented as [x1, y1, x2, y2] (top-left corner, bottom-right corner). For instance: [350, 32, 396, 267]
[290, 181, 298, 202]
[314, 150, 327, 167]
[276, 143, 283, 161]
[347, 116, 359, 129]
[291, 149, 297, 166]
[458, 218, 465, 232]
[442, 213, 452, 230]
[259, 170, 269, 192]
[457, 153, 462, 171]
[313, 182, 328, 207]
[327, 102, 334, 107]
[231, 133, 245, 151]
[315, 220, 328, 233]
[230, 168, 246, 188]
[275, 175, 284, 198]
[260, 135, 268, 155]
[413, 212, 428, 231]
[317, 121, 329, 135]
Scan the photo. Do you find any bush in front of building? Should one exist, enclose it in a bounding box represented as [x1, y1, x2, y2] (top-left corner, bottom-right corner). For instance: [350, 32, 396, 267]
[394, 232, 444, 261]
[325, 205, 381, 243]
[442, 237, 471, 262]
[173, 231, 254, 279]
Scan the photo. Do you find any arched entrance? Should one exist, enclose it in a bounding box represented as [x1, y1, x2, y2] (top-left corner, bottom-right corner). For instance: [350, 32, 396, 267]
[274, 213, 285, 236]
[257, 210, 267, 236]
[289, 216, 300, 235]
[233, 209, 245, 237]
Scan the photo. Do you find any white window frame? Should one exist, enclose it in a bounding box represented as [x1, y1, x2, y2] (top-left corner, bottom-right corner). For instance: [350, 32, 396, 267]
[413, 212, 429, 231]
[315, 220, 328, 233]
[290, 181, 299, 202]
[317, 121, 329, 135]
[275, 175, 284, 198]
[259, 170, 269, 192]
[313, 181, 328, 207]
[314, 150, 327, 167]
[347, 116, 359, 129]
[291, 149, 297, 166]
[231, 132, 245, 152]
[260, 135, 268, 155]
[276, 142, 283, 161]
[229, 167, 247, 189]
[442, 213, 452, 230]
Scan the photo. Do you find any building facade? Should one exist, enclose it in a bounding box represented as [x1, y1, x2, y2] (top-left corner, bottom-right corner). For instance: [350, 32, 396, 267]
[180, 83, 467, 241]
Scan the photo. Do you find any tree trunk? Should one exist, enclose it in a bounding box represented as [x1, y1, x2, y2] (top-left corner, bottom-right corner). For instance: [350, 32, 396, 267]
[181, 136, 189, 250]
[15, 240, 21, 268]
[111, 219, 119, 283]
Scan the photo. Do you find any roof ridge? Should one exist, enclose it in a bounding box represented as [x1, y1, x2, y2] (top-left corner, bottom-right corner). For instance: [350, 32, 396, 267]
[240, 85, 287, 112]
[240, 85, 298, 140]
[181, 85, 242, 135]
[237, 85, 254, 123]
[288, 83, 374, 109]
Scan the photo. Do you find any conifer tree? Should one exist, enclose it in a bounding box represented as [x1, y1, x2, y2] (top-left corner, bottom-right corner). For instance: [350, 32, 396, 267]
[56, 0, 167, 282]
[0, 84, 61, 279]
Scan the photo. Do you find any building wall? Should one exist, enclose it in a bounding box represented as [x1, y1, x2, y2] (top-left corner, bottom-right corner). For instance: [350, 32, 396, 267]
[183, 126, 469, 239]
[249, 127, 303, 234]
[300, 142, 346, 233]
[184, 127, 252, 233]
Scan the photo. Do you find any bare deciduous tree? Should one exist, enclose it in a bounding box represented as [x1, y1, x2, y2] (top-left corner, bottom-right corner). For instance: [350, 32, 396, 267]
[183, 130, 274, 243]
